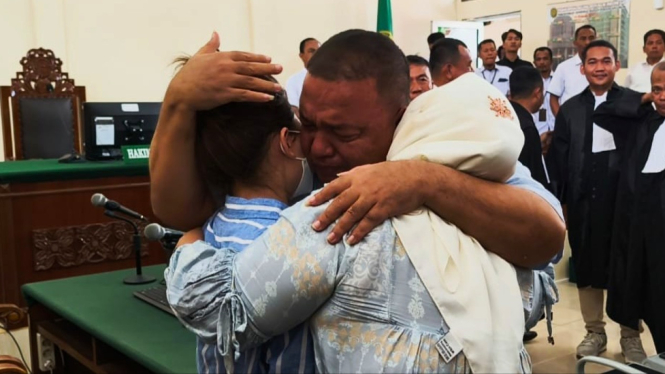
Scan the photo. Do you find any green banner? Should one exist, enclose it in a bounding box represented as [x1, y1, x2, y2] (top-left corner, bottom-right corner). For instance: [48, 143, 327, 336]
[122, 145, 150, 164]
[377, 0, 393, 39]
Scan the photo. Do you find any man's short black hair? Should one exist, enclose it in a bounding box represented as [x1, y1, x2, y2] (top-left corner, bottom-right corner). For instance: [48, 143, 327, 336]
[478, 39, 496, 53]
[533, 47, 553, 60]
[501, 29, 523, 42]
[575, 25, 597, 40]
[509, 67, 544, 100]
[307, 30, 409, 106]
[427, 32, 445, 45]
[581, 40, 618, 64]
[429, 38, 468, 78]
[644, 29, 665, 46]
[406, 55, 429, 68]
[299, 37, 317, 53]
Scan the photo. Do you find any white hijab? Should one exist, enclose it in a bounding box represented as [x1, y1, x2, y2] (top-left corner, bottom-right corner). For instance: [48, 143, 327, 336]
[388, 73, 526, 373]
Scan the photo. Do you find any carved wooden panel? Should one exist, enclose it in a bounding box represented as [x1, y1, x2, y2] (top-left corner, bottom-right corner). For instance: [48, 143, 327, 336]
[32, 222, 149, 272]
[10, 48, 76, 95]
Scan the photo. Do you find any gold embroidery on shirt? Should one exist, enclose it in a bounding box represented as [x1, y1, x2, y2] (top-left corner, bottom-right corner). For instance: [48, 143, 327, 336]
[489, 96, 515, 120]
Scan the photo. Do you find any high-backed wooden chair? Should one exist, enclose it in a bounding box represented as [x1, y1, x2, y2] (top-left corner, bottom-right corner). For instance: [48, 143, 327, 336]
[0, 48, 86, 160]
[0, 304, 28, 374]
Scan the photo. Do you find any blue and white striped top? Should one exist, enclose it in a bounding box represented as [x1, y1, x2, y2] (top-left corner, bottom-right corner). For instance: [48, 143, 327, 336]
[196, 196, 315, 374]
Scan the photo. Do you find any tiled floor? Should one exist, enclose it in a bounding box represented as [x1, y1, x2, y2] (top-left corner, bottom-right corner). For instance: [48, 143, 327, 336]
[528, 281, 658, 373]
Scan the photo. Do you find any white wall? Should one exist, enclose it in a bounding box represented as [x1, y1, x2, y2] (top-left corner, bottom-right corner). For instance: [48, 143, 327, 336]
[0, 0, 456, 160]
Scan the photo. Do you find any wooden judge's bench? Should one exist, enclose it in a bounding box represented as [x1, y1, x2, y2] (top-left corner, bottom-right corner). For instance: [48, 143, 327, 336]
[0, 159, 166, 308]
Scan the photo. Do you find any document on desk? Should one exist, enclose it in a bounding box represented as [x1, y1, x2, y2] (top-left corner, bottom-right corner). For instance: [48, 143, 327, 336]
[642, 121, 665, 174]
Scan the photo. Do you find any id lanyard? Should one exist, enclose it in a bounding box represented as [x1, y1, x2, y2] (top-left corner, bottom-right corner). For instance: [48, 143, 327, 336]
[482, 69, 498, 84]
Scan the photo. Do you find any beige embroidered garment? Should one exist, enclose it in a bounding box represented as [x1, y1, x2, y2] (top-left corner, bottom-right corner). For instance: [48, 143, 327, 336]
[387, 72, 526, 373]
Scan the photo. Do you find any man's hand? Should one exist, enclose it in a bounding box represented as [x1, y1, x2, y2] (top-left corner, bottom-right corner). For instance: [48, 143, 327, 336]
[308, 160, 564, 268]
[308, 161, 425, 245]
[166, 31, 284, 112]
[176, 228, 204, 248]
[151, 32, 284, 230]
[540, 131, 553, 155]
[641, 92, 654, 104]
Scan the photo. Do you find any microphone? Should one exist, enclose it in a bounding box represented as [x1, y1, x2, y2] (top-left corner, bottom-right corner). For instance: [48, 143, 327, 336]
[144, 223, 184, 242]
[91, 193, 147, 221]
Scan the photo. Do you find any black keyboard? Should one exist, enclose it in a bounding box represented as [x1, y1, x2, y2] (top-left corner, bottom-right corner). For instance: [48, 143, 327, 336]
[133, 285, 175, 316]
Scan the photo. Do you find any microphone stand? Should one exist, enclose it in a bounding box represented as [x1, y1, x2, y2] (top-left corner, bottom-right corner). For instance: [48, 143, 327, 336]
[104, 210, 156, 285]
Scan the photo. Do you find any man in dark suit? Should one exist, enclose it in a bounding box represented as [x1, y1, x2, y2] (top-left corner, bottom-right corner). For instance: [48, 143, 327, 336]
[594, 61, 665, 355]
[509, 67, 550, 190]
[547, 40, 647, 363]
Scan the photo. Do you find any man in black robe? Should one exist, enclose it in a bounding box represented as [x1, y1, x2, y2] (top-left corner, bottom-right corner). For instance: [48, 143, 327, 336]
[509, 66, 550, 190]
[547, 40, 647, 362]
[594, 61, 665, 354]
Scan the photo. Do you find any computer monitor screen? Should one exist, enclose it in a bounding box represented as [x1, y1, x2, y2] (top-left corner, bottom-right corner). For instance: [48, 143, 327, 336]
[83, 102, 161, 160]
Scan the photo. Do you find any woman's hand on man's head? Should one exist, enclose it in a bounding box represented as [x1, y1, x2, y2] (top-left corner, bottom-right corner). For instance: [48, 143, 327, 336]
[165, 31, 285, 112]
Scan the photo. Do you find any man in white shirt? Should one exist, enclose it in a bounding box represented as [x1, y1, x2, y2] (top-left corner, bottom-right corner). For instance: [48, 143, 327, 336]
[285, 37, 320, 117]
[548, 25, 597, 116]
[476, 39, 512, 96]
[624, 29, 665, 93]
[533, 47, 555, 153]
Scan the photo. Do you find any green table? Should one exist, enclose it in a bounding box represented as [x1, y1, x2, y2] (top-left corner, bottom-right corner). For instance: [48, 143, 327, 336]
[23, 265, 196, 374]
[0, 159, 148, 184]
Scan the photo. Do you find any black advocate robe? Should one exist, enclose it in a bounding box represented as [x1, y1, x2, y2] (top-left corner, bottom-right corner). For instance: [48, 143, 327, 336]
[511, 101, 550, 190]
[546, 84, 633, 289]
[594, 92, 665, 352]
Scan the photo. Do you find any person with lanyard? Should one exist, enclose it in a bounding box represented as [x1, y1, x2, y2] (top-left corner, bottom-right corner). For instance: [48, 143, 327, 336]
[476, 39, 512, 96]
[594, 61, 665, 356]
[546, 40, 648, 364]
[497, 29, 533, 70]
[533, 46, 556, 154]
[548, 25, 597, 117]
[624, 29, 665, 93]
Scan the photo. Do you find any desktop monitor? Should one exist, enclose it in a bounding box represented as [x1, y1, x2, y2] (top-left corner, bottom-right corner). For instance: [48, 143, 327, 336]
[83, 102, 161, 160]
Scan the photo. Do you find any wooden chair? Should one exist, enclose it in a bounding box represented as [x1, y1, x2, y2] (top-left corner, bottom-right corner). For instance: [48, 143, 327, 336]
[0, 304, 29, 374]
[0, 48, 86, 160]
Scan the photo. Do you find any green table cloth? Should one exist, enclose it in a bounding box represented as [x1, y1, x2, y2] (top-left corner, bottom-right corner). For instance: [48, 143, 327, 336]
[0, 159, 148, 184]
[22, 265, 196, 374]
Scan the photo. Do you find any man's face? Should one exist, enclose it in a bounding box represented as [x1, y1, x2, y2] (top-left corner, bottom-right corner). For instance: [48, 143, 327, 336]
[409, 64, 432, 100]
[299, 76, 403, 182]
[300, 40, 321, 68]
[479, 42, 497, 67]
[581, 46, 619, 89]
[534, 51, 553, 73]
[503, 32, 522, 53]
[433, 45, 474, 87]
[574, 29, 597, 55]
[644, 33, 665, 62]
[652, 69, 665, 116]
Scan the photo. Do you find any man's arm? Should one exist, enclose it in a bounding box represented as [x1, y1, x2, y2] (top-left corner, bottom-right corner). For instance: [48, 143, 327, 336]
[550, 94, 561, 117]
[309, 160, 565, 268]
[548, 70, 564, 117]
[150, 32, 283, 229]
[166, 207, 342, 356]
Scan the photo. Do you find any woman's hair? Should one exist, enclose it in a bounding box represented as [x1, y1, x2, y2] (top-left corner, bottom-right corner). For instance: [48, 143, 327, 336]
[173, 57, 296, 205]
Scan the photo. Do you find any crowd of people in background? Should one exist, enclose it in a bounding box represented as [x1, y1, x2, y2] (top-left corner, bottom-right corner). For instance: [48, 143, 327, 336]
[421, 26, 665, 363]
